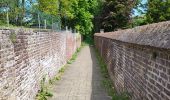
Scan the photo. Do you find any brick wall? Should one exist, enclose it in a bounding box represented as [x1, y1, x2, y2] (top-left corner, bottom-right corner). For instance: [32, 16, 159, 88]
[94, 21, 170, 100]
[0, 29, 81, 100]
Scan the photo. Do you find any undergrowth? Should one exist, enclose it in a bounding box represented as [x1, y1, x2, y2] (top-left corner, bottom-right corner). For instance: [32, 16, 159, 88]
[95, 48, 130, 100]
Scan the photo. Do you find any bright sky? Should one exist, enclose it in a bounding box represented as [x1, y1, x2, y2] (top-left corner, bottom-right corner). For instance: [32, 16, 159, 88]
[133, 0, 148, 16]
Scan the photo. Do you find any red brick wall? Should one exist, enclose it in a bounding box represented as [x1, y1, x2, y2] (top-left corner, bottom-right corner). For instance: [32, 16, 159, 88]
[94, 21, 170, 100]
[0, 29, 81, 100]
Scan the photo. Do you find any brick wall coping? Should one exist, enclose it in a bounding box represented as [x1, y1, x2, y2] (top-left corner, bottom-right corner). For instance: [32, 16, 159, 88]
[94, 21, 170, 49]
[0, 28, 74, 35]
[0, 28, 52, 34]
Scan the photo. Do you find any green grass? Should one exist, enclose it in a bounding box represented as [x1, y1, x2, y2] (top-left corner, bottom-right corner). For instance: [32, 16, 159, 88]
[95, 48, 130, 100]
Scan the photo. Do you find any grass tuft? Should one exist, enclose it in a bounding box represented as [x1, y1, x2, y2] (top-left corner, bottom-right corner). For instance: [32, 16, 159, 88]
[36, 77, 53, 100]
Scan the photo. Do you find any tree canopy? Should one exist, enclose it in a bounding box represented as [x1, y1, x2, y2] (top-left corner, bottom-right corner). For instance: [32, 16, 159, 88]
[1, 0, 169, 37]
[146, 0, 170, 23]
[132, 0, 170, 26]
[59, 0, 100, 36]
[96, 0, 140, 32]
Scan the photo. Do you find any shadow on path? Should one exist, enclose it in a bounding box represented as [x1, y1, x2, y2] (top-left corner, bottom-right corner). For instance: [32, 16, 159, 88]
[48, 46, 111, 100]
[89, 46, 111, 100]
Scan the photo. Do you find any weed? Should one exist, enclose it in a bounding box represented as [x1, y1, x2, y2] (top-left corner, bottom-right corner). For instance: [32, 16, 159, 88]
[36, 77, 53, 100]
[55, 76, 61, 81]
[67, 60, 72, 64]
[59, 67, 65, 73]
[49, 79, 53, 85]
[9, 33, 17, 43]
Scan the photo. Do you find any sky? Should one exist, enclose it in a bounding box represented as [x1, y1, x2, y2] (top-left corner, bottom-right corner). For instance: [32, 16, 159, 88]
[133, 0, 148, 16]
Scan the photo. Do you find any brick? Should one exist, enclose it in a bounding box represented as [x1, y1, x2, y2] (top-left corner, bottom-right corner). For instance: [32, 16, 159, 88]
[167, 84, 170, 90]
[153, 69, 159, 75]
[149, 78, 155, 85]
[160, 72, 168, 80]
[166, 61, 170, 68]
[156, 83, 163, 91]
[164, 88, 170, 96]
[94, 25, 170, 100]
[168, 69, 170, 75]
[0, 29, 81, 100]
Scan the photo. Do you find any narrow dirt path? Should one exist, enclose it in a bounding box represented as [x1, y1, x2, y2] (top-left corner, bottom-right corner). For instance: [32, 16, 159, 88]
[49, 46, 111, 100]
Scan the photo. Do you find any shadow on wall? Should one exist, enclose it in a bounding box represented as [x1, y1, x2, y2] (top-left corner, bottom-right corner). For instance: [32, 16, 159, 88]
[94, 29, 170, 100]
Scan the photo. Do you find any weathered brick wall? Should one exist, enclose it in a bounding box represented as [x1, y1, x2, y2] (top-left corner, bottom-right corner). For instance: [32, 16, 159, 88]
[0, 29, 81, 100]
[94, 21, 170, 100]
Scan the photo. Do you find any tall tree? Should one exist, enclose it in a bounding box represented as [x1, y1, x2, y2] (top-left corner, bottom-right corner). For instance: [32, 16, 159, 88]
[60, 0, 100, 36]
[97, 0, 140, 32]
[146, 0, 170, 23]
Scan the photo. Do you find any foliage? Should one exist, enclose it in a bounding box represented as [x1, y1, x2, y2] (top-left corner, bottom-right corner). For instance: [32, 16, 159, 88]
[132, 0, 170, 26]
[132, 14, 147, 27]
[0, 0, 60, 27]
[36, 77, 53, 100]
[146, 0, 170, 23]
[0, 0, 32, 26]
[4, 0, 170, 36]
[0, 0, 142, 35]
[59, 0, 100, 37]
[96, 0, 140, 32]
[38, 0, 59, 16]
[84, 36, 94, 45]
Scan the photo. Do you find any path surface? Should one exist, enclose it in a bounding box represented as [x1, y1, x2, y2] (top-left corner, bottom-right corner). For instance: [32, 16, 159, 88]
[49, 46, 111, 100]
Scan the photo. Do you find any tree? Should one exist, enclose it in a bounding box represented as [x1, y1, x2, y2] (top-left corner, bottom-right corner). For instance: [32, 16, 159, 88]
[0, 0, 33, 26]
[38, 0, 59, 16]
[132, 14, 147, 27]
[146, 0, 170, 23]
[60, 0, 100, 37]
[0, 0, 20, 25]
[97, 0, 140, 32]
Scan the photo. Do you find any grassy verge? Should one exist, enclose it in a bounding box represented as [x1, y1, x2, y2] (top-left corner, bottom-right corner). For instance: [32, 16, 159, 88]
[36, 45, 84, 100]
[95, 48, 130, 100]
